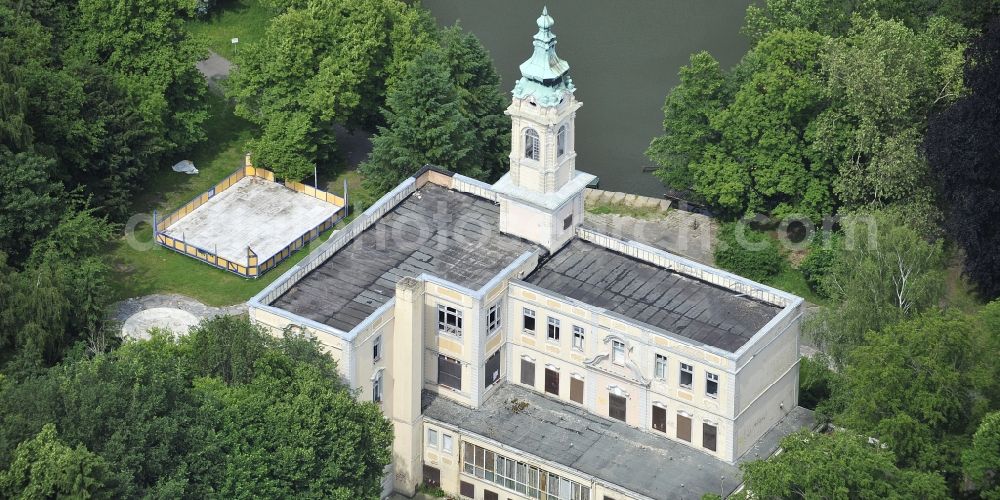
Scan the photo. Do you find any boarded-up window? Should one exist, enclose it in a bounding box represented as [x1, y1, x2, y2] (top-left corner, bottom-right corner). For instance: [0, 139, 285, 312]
[703, 422, 717, 452]
[652, 406, 666, 432]
[485, 349, 501, 388]
[521, 359, 535, 387]
[438, 355, 462, 390]
[460, 480, 475, 498]
[484, 490, 499, 500]
[609, 394, 626, 422]
[545, 368, 559, 395]
[677, 414, 692, 442]
[423, 464, 441, 486]
[570, 377, 584, 404]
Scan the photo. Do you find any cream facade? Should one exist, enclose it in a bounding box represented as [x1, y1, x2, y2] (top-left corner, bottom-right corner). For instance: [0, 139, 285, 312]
[248, 8, 809, 500]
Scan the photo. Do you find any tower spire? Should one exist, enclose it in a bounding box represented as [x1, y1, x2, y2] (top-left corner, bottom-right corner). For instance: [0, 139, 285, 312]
[513, 6, 574, 106]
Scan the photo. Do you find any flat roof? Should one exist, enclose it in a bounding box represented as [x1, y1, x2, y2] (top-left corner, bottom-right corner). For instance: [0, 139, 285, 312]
[162, 176, 340, 264]
[270, 184, 539, 331]
[422, 384, 814, 499]
[525, 239, 782, 352]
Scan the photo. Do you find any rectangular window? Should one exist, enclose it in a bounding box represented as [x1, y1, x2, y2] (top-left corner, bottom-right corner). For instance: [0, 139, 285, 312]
[438, 305, 463, 336]
[460, 480, 474, 498]
[462, 443, 590, 500]
[373, 371, 382, 402]
[703, 423, 717, 452]
[652, 405, 666, 432]
[612, 340, 625, 365]
[423, 464, 441, 486]
[547, 317, 560, 341]
[442, 434, 453, 453]
[677, 413, 692, 442]
[520, 358, 535, 387]
[487, 300, 502, 335]
[484, 490, 498, 500]
[544, 368, 560, 395]
[654, 354, 667, 380]
[485, 349, 501, 388]
[609, 393, 627, 422]
[680, 362, 694, 389]
[438, 355, 462, 390]
[427, 428, 438, 448]
[523, 308, 536, 333]
[563, 214, 573, 230]
[572, 326, 585, 350]
[373, 335, 381, 362]
[706, 372, 719, 398]
[570, 377, 584, 404]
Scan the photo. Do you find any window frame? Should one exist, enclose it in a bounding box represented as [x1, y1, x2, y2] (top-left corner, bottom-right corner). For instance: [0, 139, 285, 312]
[654, 354, 667, 380]
[652, 405, 667, 432]
[524, 128, 540, 160]
[557, 125, 566, 157]
[703, 422, 717, 452]
[442, 433, 454, 454]
[437, 304, 463, 337]
[706, 371, 719, 398]
[520, 358, 535, 387]
[427, 428, 439, 448]
[570, 376, 584, 404]
[677, 413, 692, 442]
[572, 326, 585, 351]
[609, 393, 627, 422]
[563, 214, 573, 230]
[522, 308, 536, 334]
[679, 362, 694, 389]
[611, 340, 626, 365]
[547, 317, 560, 342]
[373, 335, 381, 362]
[485, 349, 502, 388]
[373, 371, 383, 403]
[487, 300, 502, 336]
[544, 367, 560, 396]
[438, 354, 463, 391]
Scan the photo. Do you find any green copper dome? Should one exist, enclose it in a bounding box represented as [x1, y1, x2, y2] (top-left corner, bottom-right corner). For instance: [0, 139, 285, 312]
[513, 6, 575, 107]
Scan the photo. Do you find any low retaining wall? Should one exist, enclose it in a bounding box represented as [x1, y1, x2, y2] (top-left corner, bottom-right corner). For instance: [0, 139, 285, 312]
[584, 188, 671, 212]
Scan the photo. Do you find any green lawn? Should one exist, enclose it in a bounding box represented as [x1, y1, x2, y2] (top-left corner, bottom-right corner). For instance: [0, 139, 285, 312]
[187, 0, 275, 59]
[586, 200, 668, 219]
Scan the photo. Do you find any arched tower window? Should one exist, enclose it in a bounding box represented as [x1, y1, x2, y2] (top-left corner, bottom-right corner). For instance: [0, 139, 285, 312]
[557, 125, 566, 157]
[524, 128, 540, 160]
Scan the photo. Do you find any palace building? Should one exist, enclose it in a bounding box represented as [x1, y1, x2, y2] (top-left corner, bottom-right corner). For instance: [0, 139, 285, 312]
[248, 8, 813, 499]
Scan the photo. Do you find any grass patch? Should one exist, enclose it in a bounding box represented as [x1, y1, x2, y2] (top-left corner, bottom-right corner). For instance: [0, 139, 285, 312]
[187, 0, 275, 59]
[586, 201, 667, 219]
[110, 222, 340, 307]
[764, 267, 830, 306]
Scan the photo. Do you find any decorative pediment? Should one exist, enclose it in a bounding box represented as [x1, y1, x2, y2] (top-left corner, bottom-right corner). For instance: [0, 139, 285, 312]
[582, 335, 651, 387]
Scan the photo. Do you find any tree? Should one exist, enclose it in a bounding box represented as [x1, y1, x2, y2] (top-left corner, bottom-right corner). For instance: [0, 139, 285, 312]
[0, 151, 62, 263]
[0, 424, 119, 499]
[965, 411, 1000, 499]
[702, 29, 834, 219]
[737, 430, 947, 499]
[646, 51, 727, 194]
[926, 17, 1000, 299]
[808, 210, 945, 362]
[440, 24, 510, 181]
[823, 308, 993, 480]
[360, 48, 476, 193]
[818, 15, 969, 234]
[743, 0, 854, 41]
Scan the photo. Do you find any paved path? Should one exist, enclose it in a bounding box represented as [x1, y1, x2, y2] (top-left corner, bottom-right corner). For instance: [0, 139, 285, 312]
[114, 294, 247, 340]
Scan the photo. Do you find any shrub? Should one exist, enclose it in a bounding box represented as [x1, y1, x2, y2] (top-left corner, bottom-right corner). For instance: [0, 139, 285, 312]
[714, 222, 784, 282]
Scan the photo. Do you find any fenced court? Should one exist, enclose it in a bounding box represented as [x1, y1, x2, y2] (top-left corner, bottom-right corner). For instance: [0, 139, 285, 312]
[154, 159, 348, 278]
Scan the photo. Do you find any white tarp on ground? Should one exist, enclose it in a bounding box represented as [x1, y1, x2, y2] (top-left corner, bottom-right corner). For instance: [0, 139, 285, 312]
[172, 160, 199, 174]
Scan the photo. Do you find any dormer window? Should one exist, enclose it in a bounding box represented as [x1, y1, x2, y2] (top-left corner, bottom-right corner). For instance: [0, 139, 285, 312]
[524, 128, 540, 160]
[557, 125, 566, 157]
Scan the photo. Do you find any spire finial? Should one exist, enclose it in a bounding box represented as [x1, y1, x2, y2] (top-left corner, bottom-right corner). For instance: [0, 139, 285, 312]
[537, 6, 554, 30]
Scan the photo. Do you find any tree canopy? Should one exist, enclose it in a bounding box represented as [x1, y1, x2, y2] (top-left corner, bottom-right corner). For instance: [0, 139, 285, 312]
[926, 17, 1000, 299]
[0, 317, 393, 499]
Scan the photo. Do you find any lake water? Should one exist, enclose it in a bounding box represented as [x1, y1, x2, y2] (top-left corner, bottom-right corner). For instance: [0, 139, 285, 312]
[424, 0, 753, 197]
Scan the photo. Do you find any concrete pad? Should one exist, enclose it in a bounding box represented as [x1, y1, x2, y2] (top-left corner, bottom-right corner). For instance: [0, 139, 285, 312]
[122, 307, 199, 340]
[609, 192, 626, 204]
[162, 176, 339, 265]
[623, 193, 639, 206]
[639, 196, 661, 210]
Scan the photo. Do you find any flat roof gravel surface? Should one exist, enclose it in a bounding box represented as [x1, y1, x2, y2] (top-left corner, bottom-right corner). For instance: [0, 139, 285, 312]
[163, 176, 339, 264]
[271, 184, 540, 331]
[526, 239, 782, 352]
